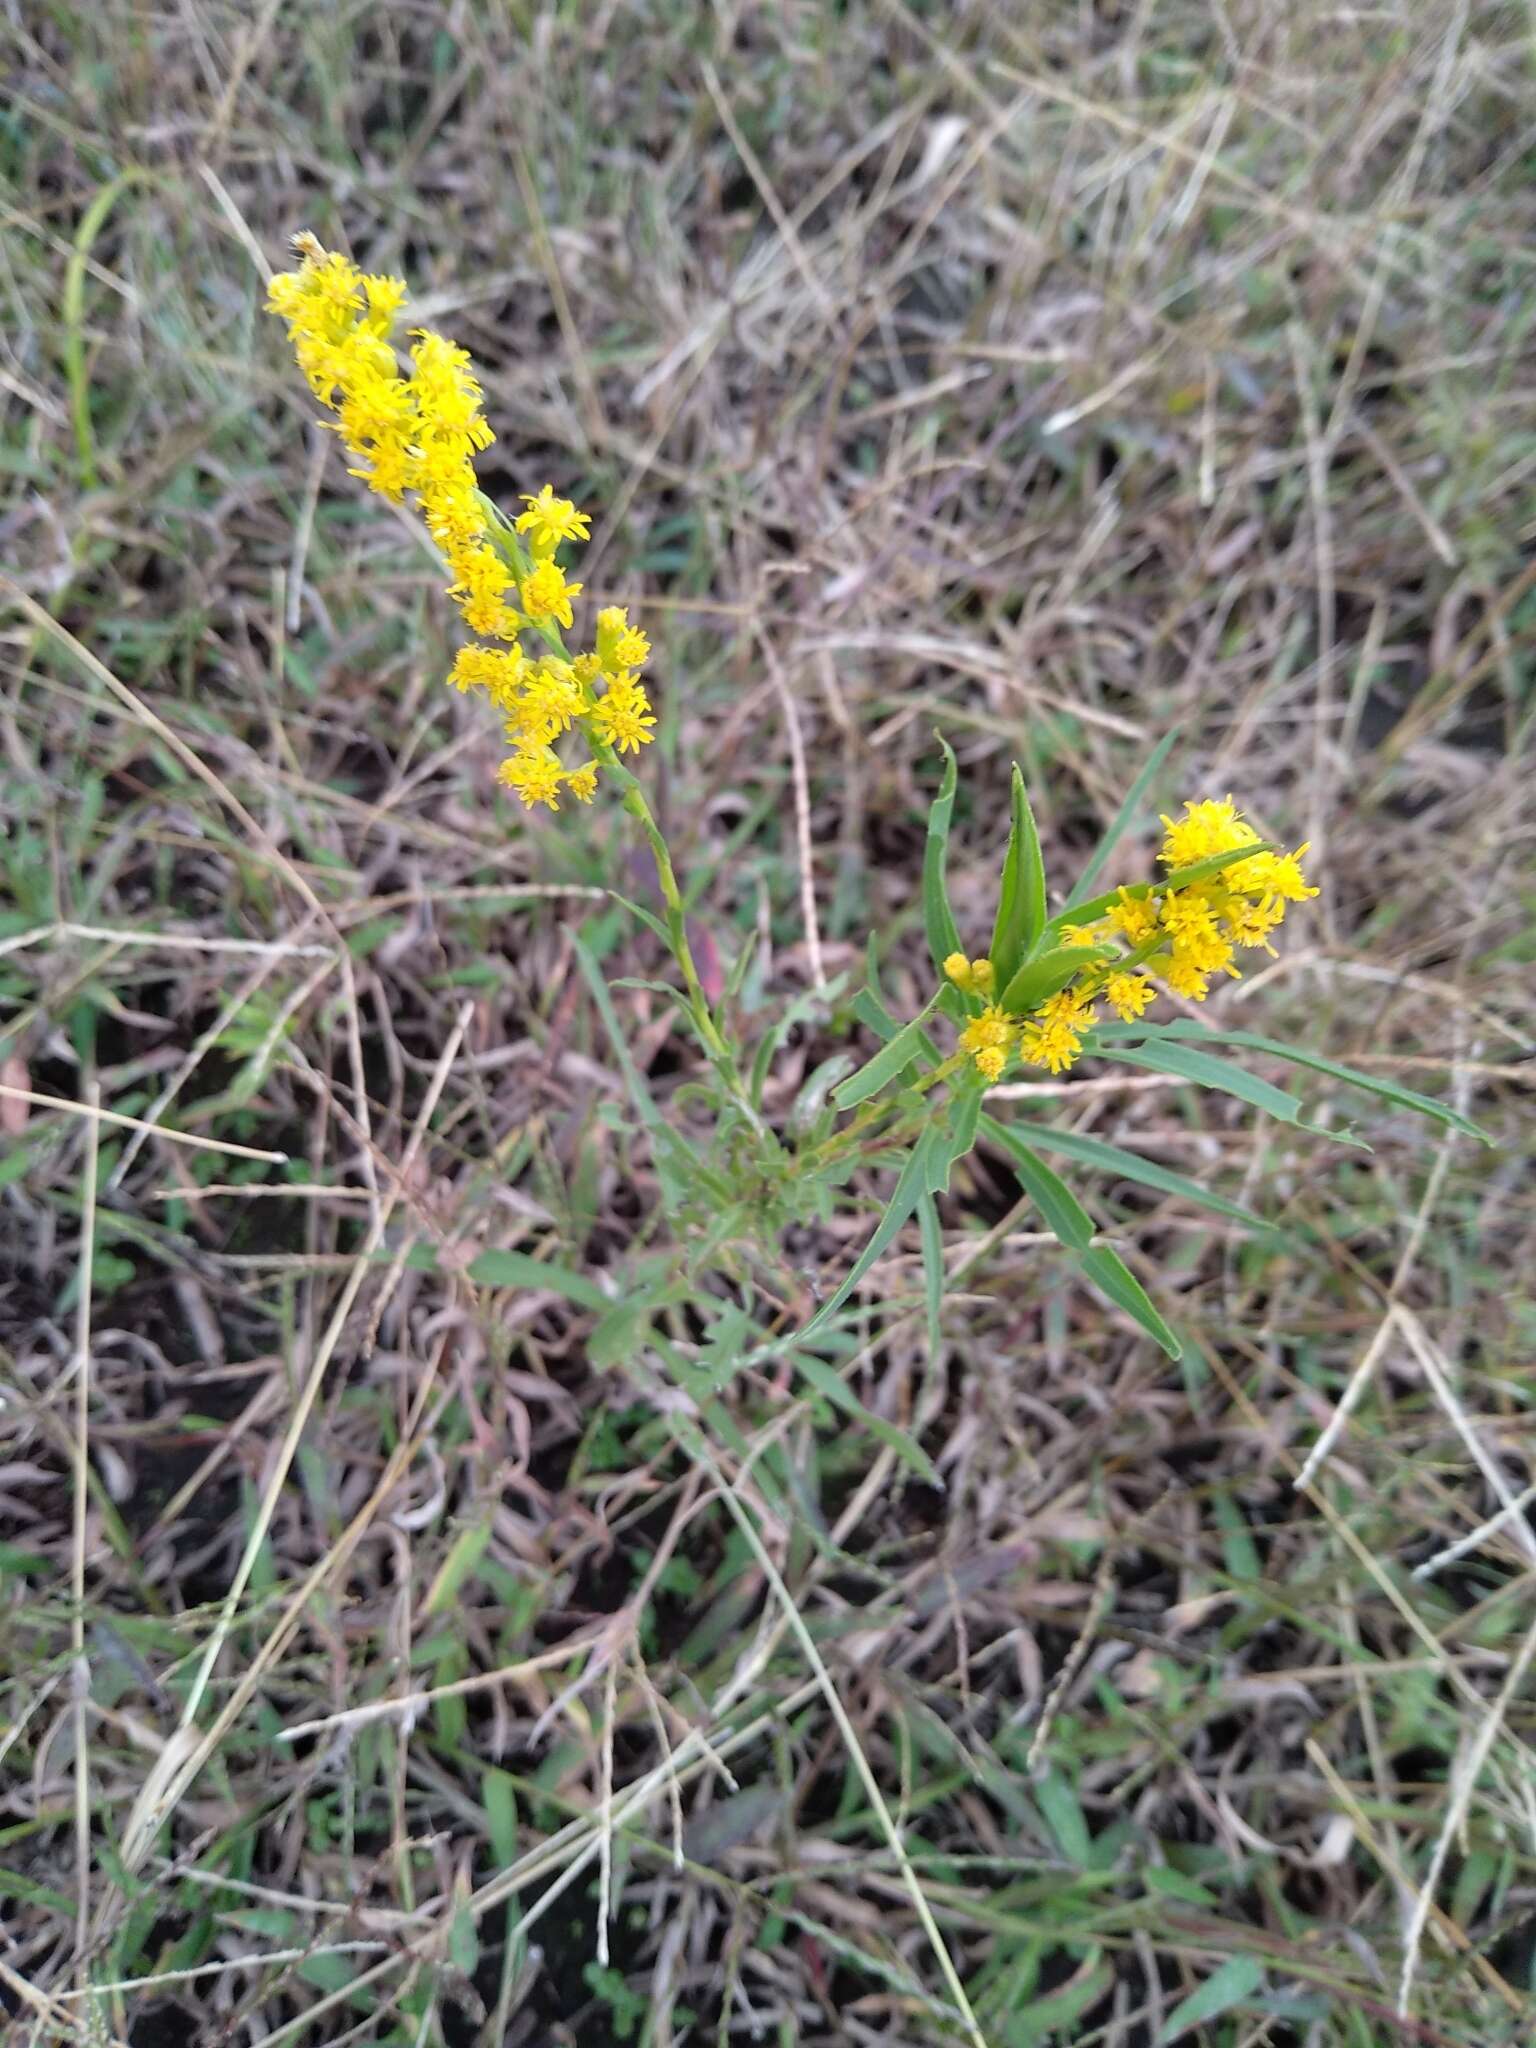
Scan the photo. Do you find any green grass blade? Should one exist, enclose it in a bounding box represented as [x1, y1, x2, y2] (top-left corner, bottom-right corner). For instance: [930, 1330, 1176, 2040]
[922, 735, 964, 972]
[1063, 725, 1180, 910]
[1158, 1954, 1264, 2042]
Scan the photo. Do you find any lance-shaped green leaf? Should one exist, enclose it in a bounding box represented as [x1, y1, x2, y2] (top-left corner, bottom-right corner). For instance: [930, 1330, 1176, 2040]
[979, 1116, 1182, 1356]
[1140, 1019, 1491, 1145]
[1005, 1119, 1272, 1230]
[981, 1115, 1094, 1248]
[1101, 1036, 1367, 1146]
[832, 1005, 936, 1109]
[988, 762, 1047, 989]
[922, 736, 964, 974]
[999, 943, 1114, 1017]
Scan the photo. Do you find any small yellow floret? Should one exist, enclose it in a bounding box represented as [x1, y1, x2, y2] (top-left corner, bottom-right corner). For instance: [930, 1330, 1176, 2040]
[1104, 971, 1154, 1022]
[958, 1003, 1015, 1081]
[1106, 889, 1158, 944]
[497, 748, 565, 810]
[591, 675, 656, 754]
[1159, 796, 1260, 871]
[516, 484, 591, 555]
[520, 559, 583, 630]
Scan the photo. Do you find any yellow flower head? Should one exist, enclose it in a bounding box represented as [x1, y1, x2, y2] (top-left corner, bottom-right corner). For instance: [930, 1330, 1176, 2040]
[591, 674, 657, 755]
[497, 748, 566, 810]
[1104, 971, 1154, 1022]
[520, 559, 583, 630]
[565, 762, 599, 804]
[1018, 986, 1097, 1076]
[595, 605, 651, 674]
[958, 1003, 1015, 1081]
[516, 484, 592, 556]
[1159, 796, 1260, 871]
[1106, 888, 1158, 945]
[1060, 922, 1103, 948]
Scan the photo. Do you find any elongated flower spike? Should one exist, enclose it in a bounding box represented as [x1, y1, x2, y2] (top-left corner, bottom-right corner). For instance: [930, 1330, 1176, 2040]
[946, 792, 1317, 1086]
[267, 234, 657, 810]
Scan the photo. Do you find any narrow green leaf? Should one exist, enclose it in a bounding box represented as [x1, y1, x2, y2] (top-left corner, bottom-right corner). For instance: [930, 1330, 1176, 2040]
[1034, 1768, 1092, 1866]
[1007, 1121, 1270, 1230]
[989, 762, 1047, 988]
[922, 736, 964, 973]
[1152, 1020, 1491, 1145]
[999, 944, 1114, 1018]
[465, 1248, 608, 1311]
[789, 1347, 941, 1485]
[1158, 1955, 1265, 2042]
[1063, 725, 1180, 910]
[917, 1193, 944, 1360]
[980, 1118, 1182, 1356]
[833, 1009, 935, 1109]
[1079, 1246, 1181, 1357]
[605, 888, 672, 948]
[1104, 1041, 1317, 1130]
[801, 1125, 944, 1339]
[980, 1117, 1094, 1250]
[949, 1081, 983, 1163]
[572, 928, 665, 1132]
[853, 985, 945, 1067]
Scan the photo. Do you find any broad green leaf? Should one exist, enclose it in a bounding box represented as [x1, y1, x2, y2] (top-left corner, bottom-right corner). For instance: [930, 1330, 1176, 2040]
[989, 762, 1047, 988]
[833, 1007, 936, 1109]
[1063, 725, 1180, 909]
[922, 736, 964, 973]
[1078, 1246, 1181, 1357]
[1008, 1121, 1270, 1230]
[999, 944, 1114, 1018]
[980, 1118, 1095, 1250]
[1151, 1020, 1491, 1145]
[1158, 1954, 1265, 2042]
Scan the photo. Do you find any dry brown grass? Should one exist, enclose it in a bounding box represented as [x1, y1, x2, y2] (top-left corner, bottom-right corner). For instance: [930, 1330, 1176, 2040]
[2, 3, 1534, 2043]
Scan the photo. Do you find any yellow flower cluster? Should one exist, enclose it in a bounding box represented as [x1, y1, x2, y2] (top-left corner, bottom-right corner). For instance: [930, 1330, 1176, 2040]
[947, 796, 1317, 1084]
[267, 235, 657, 810]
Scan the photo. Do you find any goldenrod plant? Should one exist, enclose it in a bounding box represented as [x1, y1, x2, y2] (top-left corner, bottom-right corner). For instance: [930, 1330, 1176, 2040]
[270, 233, 1486, 1391]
